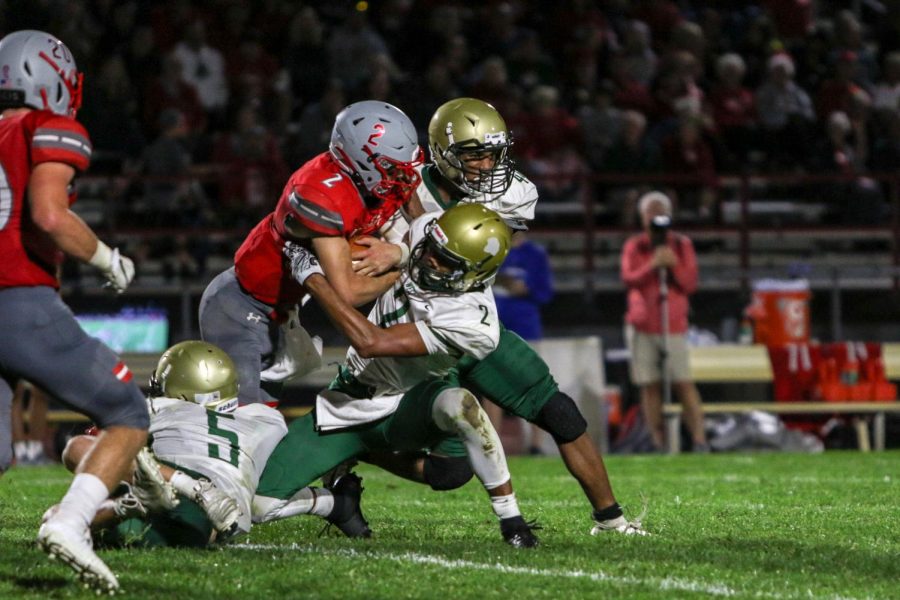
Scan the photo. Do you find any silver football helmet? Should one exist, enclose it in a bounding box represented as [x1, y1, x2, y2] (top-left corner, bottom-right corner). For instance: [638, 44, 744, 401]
[329, 100, 423, 205]
[0, 30, 83, 117]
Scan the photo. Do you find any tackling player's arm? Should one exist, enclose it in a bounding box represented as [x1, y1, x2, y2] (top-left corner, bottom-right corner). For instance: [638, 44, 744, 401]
[302, 271, 426, 358]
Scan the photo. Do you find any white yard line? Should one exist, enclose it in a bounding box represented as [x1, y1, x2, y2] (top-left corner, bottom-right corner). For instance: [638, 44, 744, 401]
[233, 542, 852, 599]
[235, 542, 734, 595]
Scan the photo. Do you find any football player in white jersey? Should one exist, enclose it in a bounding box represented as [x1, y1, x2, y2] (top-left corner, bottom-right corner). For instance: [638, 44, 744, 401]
[254, 204, 540, 548]
[57, 341, 371, 546]
[352, 98, 645, 536]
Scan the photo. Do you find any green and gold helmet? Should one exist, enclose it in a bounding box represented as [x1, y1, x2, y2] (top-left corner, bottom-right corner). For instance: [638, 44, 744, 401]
[410, 203, 511, 293]
[150, 341, 239, 413]
[428, 97, 514, 196]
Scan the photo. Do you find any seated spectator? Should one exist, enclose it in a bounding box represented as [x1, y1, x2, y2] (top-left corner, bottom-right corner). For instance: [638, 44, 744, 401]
[226, 32, 289, 129]
[77, 55, 145, 173]
[467, 56, 517, 117]
[172, 22, 228, 122]
[327, 8, 391, 90]
[619, 20, 658, 87]
[829, 9, 878, 88]
[816, 51, 870, 121]
[600, 110, 661, 226]
[660, 114, 718, 221]
[810, 111, 883, 225]
[401, 58, 462, 146]
[708, 53, 757, 169]
[283, 6, 329, 113]
[755, 52, 815, 169]
[506, 30, 557, 93]
[515, 85, 586, 203]
[285, 79, 346, 167]
[872, 52, 900, 114]
[141, 109, 204, 226]
[211, 105, 289, 225]
[578, 81, 624, 170]
[143, 54, 207, 141]
[870, 109, 900, 173]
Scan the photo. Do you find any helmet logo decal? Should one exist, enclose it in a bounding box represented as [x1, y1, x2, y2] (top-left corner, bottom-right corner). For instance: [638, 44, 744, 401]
[431, 223, 449, 246]
[195, 390, 222, 405]
[0, 65, 8, 86]
[445, 122, 456, 145]
[367, 123, 385, 146]
[484, 236, 501, 256]
[484, 131, 507, 146]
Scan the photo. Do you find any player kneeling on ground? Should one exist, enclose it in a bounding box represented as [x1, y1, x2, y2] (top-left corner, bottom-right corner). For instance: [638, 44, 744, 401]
[57, 341, 368, 546]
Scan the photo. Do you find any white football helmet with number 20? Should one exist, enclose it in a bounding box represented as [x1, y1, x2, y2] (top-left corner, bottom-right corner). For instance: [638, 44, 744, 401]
[0, 30, 83, 117]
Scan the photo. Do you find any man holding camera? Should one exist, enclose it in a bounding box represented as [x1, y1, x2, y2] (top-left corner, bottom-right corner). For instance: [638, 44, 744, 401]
[620, 192, 708, 452]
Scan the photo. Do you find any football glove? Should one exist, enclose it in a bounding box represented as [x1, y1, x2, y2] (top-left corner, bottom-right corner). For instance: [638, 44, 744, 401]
[89, 241, 135, 294]
[283, 241, 324, 285]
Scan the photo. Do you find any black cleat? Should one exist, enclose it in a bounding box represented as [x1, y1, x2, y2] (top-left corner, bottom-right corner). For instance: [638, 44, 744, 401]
[500, 516, 541, 549]
[324, 473, 372, 539]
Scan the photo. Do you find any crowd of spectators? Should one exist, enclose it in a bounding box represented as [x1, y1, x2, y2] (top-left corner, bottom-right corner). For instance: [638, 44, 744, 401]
[7, 0, 900, 239]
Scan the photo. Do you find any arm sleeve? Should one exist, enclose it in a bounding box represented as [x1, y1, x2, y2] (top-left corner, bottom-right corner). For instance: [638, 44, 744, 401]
[490, 174, 537, 230]
[30, 115, 92, 172]
[414, 298, 500, 360]
[620, 236, 656, 287]
[379, 212, 410, 245]
[285, 183, 345, 236]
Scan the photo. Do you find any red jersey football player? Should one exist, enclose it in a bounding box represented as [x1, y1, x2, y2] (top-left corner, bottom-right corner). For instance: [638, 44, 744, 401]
[199, 100, 423, 406]
[0, 30, 149, 592]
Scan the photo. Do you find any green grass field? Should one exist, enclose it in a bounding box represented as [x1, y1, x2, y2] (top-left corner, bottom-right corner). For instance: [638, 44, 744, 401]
[1, 452, 898, 599]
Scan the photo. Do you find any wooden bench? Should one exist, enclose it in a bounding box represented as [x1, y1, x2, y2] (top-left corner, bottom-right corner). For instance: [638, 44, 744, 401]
[669, 343, 900, 454]
[663, 401, 900, 454]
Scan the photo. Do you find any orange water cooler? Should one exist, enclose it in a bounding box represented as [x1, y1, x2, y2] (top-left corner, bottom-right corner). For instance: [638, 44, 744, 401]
[745, 279, 811, 345]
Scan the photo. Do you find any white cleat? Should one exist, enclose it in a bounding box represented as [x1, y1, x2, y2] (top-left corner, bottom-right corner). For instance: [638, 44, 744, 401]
[192, 478, 241, 536]
[132, 448, 179, 511]
[37, 520, 119, 594]
[590, 516, 650, 536]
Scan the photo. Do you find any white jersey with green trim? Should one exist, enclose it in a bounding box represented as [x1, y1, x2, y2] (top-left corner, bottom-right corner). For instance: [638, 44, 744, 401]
[315, 214, 501, 431]
[415, 164, 538, 229]
[147, 398, 288, 533]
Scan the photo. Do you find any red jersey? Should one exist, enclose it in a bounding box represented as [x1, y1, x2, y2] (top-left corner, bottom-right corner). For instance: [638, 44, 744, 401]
[0, 110, 92, 289]
[234, 152, 406, 307]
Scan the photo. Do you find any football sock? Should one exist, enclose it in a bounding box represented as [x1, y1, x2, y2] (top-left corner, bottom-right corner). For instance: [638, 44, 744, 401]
[253, 488, 333, 522]
[54, 473, 109, 530]
[431, 389, 510, 489]
[27, 440, 44, 461]
[592, 502, 623, 522]
[490, 493, 521, 521]
[170, 470, 200, 497]
[13, 441, 27, 461]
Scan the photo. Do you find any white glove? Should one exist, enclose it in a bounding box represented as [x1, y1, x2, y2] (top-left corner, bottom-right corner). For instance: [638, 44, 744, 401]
[89, 241, 135, 294]
[260, 307, 324, 383]
[283, 241, 324, 285]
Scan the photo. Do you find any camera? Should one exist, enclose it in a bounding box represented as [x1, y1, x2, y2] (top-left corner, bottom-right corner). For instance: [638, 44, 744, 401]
[650, 214, 671, 247]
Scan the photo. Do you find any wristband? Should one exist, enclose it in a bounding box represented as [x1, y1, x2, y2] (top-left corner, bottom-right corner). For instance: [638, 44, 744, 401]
[88, 240, 113, 270]
[397, 242, 410, 266]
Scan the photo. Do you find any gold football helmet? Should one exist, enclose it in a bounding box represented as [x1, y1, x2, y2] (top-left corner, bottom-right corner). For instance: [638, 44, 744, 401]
[428, 97, 514, 196]
[410, 203, 511, 293]
[150, 341, 239, 413]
